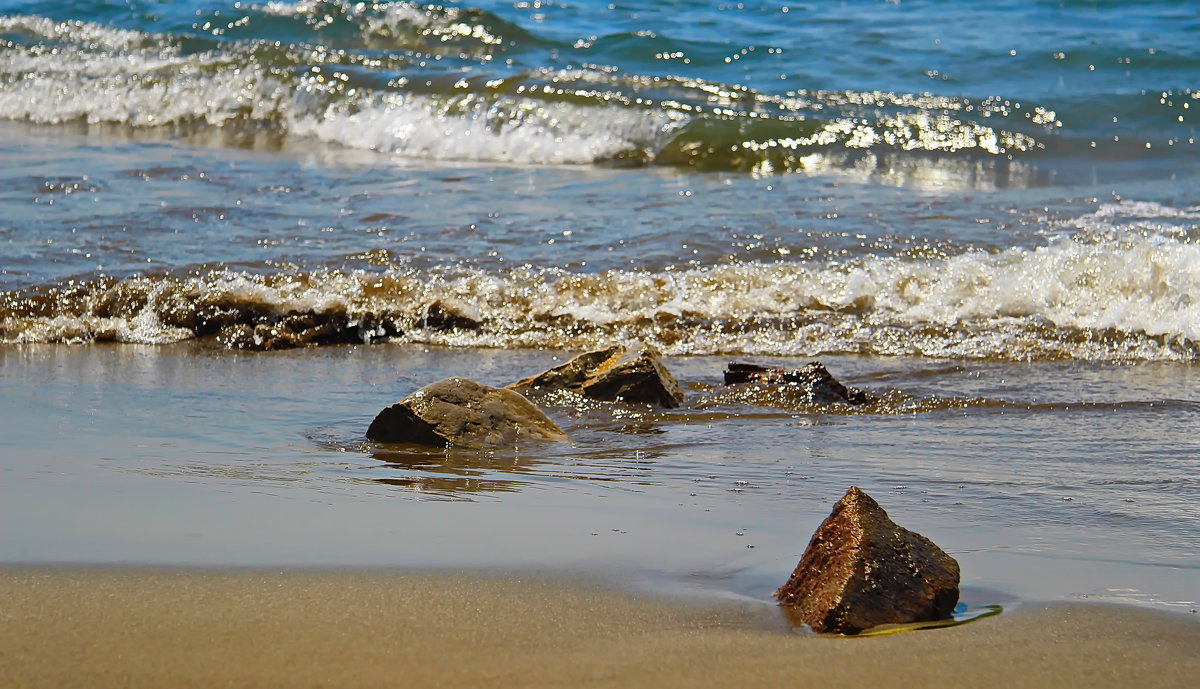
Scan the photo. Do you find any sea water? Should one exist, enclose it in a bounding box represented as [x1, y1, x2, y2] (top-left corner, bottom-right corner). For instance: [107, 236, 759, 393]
[0, 0, 1197, 612]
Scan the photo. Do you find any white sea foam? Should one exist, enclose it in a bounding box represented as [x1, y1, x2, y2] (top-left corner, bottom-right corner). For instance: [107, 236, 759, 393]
[4, 228, 1197, 360]
[10, 312, 192, 345]
[261, 0, 492, 33]
[261, 1, 326, 17]
[431, 229, 1196, 347]
[0, 16, 677, 164]
[0, 15, 147, 50]
[289, 93, 679, 164]
[846, 232, 1200, 340]
[0, 58, 290, 126]
[1077, 200, 1200, 222]
[0, 11, 1039, 168]
[0, 23, 293, 126]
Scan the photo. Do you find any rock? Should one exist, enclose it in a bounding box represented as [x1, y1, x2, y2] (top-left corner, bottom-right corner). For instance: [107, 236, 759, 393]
[366, 377, 570, 448]
[775, 486, 960, 635]
[420, 300, 480, 331]
[724, 361, 869, 405]
[213, 311, 398, 350]
[508, 343, 684, 408]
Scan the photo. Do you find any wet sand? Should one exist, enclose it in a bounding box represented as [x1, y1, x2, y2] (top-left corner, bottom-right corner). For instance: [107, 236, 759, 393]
[2, 567, 1197, 688]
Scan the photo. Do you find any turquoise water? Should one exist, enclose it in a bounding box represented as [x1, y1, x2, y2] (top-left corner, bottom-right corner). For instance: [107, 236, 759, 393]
[3, 0, 1197, 169]
[0, 1, 1198, 613]
[2, 1, 1199, 360]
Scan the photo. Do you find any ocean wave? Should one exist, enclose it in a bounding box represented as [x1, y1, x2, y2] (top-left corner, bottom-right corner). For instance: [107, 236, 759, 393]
[257, 0, 540, 53]
[0, 7, 1058, 171]
[0, 14, 149, 50]
[1077, 201, 1200, 222]
[3, 229, 1197, 361]
[288, 89, 684, 164]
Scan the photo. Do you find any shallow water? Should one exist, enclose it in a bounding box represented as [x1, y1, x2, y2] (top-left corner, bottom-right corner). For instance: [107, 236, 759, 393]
[2, 342, 1196, 612]
[1, 0, 1199, 615]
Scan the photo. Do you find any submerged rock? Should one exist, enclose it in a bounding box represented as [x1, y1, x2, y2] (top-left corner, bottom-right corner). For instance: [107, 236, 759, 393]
[366, 377, 570, 448]
[724, 362, 869, 405]
[420, 300, 480, 332]
[775, 486, 960, 635]
[508, 343, 685, 408]
[214, 311, 399, 350]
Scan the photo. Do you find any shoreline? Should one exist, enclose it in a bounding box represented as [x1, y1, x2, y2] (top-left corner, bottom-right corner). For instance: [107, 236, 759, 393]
[3, 565, 1198, 688]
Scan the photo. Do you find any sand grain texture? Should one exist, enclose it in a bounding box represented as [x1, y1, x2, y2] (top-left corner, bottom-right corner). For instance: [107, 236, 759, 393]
[2, 568, 1198, 688]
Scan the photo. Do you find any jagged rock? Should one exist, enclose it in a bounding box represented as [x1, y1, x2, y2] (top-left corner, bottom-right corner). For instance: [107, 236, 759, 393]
[508, 343, 684, 408]
[724, 362, 869, 405]
[775, 486, 960, 635]
[366, 377, 570, 448]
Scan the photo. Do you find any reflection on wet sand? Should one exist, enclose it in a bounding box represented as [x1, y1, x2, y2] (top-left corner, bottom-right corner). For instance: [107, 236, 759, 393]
[347, 376, 1097, 501]
[368, 445, 532, 498]
[335, 391, 680, 499]
[361, 437, 676, 500]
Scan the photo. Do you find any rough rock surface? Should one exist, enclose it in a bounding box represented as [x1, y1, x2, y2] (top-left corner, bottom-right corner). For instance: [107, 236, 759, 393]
[724, 362, 869, 405]
[509, 343, 685, 408]
[366, 377, 569, 448]
[775, 486, 960, 635]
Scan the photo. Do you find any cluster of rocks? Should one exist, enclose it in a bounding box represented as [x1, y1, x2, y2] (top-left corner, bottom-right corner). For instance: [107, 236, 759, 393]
[365, 343, 959, 635]
[365, 344, 868, 449]
[365, 342, 681, 449]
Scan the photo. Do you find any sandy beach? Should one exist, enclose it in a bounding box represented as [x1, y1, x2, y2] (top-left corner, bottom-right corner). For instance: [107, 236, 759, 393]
[4, 2, 1200, 687]
[2, 567, 1197, 688]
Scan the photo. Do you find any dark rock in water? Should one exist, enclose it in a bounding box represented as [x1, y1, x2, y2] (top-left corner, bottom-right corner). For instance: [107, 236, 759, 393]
[213, 310, 399, 350]
[366, 377, 569, 448]
[775, 486, 960, 635]
[420, 301, 480, 331]
[508, 343, 684, 408]
[724, 362, 869, 405]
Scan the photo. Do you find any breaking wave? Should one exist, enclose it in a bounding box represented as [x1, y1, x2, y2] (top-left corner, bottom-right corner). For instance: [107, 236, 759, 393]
[0, 4, 1066, 173]
[3, 227, 1197, 361]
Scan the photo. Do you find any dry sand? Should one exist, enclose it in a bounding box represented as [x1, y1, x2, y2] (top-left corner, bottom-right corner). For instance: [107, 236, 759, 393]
[2, 567, 1197, 688]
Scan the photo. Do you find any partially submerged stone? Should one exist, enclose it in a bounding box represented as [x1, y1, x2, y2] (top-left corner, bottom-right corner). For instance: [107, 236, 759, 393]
[419, 300, 480, 332]
[366, 377, 569, 449]
[509, 343, 685, 408]
[775, 486, 960, 635]
[215, 311, 399, 350]
[724, 361, 869, 405]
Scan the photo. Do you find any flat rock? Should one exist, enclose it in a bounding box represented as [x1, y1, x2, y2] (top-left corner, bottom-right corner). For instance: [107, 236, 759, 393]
[775, 486, 960, 635]
[366, 377, 569, 448]
[724, 361, 869, 405]
[509, 343, 684, 408]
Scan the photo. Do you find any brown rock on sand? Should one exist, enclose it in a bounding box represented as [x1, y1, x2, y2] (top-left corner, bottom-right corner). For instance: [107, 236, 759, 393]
[366, 377, 569, 449]
[775, 486, 960, 635]
[508, 343, 685, 408]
